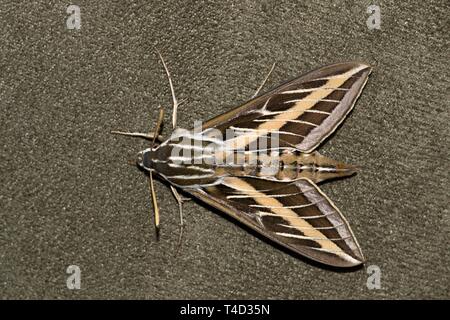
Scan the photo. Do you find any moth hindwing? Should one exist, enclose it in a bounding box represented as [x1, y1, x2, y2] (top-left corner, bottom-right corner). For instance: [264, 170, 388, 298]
[124, 61, 372, 268]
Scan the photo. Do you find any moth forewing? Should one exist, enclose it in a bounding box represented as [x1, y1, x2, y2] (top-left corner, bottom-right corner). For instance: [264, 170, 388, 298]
[201, 62, 372, 154]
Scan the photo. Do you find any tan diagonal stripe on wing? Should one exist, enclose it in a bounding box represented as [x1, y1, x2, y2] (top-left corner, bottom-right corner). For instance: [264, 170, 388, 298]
[223, 177, 358, 264]
[224, 65, 367, 150]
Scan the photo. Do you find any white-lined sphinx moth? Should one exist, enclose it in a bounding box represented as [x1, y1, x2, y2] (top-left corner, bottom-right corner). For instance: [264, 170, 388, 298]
[113, 54, 372, 268]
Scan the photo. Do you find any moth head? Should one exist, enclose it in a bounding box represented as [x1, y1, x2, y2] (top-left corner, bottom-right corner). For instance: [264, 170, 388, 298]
[111, 105, 165, 237]
[136, 150, 145, 169]
[136, 148, 158, 171]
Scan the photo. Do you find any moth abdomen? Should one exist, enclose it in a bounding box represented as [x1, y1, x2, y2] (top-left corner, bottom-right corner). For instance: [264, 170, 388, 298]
[228, 150, 358, 183]
[297, 152, 357, 183]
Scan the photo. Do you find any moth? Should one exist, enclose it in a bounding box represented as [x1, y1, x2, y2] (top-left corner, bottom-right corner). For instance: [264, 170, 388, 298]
[113, 53, 372, 268]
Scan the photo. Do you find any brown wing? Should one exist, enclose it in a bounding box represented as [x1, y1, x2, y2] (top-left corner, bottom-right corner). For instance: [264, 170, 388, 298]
[186, 177, 364, 268]
[201, 62, 372, 152]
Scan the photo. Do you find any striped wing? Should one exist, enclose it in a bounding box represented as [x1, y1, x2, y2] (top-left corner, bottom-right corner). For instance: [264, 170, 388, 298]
[201, 62, 372, 152]
[188, 177, 364, 267]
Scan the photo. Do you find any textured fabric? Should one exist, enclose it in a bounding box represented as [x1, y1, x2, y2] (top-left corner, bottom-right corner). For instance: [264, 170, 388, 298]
[1, 0, 448, 299]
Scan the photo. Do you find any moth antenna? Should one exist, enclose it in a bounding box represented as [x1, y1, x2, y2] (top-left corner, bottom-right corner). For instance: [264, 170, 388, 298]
[148, 107, 165, 239]
[111, 102, 165, 142]
[111, 131, 163, 141]
[252, 62, 276, 98]
[151, 107, 165, 147]
[156, 49, 179, 129]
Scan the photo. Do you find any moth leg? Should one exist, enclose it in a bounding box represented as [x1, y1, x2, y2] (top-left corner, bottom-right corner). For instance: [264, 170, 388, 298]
[252, 62, 276, 98]
[172, 187, 191, 203]
[157, 50, 182, 129]
[170, 185, 191, 254]
[171, 186, 188, 226]
[111, 130, 163, 141]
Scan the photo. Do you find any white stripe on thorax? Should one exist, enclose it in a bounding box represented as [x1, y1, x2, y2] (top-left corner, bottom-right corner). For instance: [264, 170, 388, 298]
[167, 163, 215, 173]
[168, 155, 214, 162]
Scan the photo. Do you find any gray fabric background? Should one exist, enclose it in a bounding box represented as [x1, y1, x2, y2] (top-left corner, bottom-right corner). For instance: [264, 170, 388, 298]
[1, 0, 448, 299]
